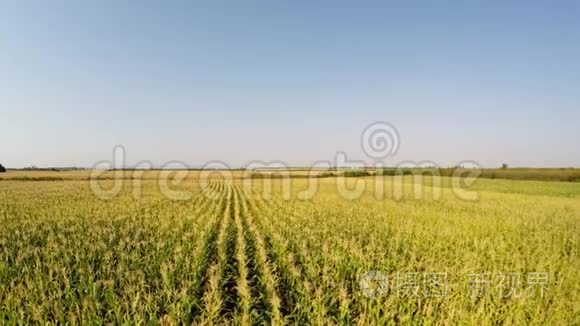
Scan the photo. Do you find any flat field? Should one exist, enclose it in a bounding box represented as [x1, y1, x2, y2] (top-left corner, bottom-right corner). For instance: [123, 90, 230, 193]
[0, 172, 578, 324]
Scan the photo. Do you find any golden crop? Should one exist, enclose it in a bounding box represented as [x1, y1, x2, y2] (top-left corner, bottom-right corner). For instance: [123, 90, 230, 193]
[0, 173, 578, 324]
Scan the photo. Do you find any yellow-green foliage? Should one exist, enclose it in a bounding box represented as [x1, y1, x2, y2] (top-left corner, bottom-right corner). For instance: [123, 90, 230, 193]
[0, 175, 578, 324]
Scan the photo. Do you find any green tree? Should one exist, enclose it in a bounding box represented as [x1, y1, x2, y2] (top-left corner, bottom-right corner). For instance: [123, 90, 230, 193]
[0, 164, 6, 173]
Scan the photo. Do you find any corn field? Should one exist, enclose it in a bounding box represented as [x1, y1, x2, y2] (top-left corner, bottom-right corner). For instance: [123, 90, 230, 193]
[0, 176, 579, 324]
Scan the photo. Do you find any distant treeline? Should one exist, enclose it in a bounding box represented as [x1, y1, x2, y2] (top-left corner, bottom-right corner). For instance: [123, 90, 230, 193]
[440, 167, 579, 182]
[17, 167, 87, 171]
[106, 168, 248, 171]
[0, 176, 65, 181]
[315, 167, 579, 182]
[1, 167, 578, 183]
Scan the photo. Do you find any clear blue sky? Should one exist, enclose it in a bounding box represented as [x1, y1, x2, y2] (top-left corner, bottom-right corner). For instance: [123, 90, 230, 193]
[1, 1, 579, 168]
